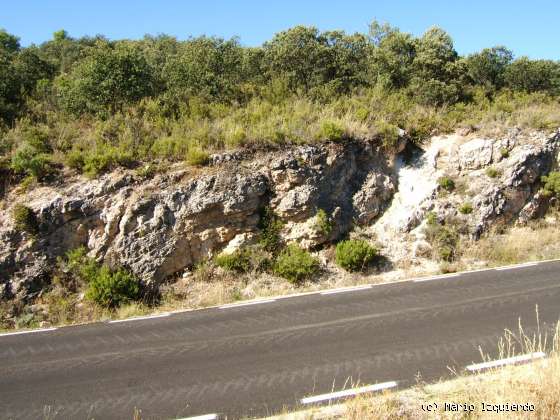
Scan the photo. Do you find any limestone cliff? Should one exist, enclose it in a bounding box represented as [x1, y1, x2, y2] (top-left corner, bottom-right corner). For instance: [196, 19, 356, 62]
[0, 129, 558, 303]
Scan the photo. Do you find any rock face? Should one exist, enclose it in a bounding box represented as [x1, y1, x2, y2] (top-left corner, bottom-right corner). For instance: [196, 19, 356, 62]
[0, 140, 396, 300]
[367, 130, 559, 263]
[1, 129, 558, 302]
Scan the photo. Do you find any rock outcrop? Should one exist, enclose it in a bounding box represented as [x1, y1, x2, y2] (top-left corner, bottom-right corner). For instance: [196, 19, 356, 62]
[1, 129, 558, 302]
[0, 140, 397, 300]
[367, 129, 559, 263]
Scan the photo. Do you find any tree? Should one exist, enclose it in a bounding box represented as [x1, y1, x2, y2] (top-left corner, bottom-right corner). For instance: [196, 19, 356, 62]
[38, 30, 89, 74]
[56, 41, 155, 115]
[370, 30, 416, 89]
[465, 46, 513, 91]
[164, 36, 244, 102]
[138, 34, 180, 95]
[413, 27, 457, 80]
[263, 26, 330, 93]
[263, 26, 372, 97]
[12, 47, 55, 95]
[320, 31, 372, 95]
[0, 29, 20, 54]
[368, 19, 397, 47]
[410, 27, 462, 105]
[505, 57, 560, 94]
[0, 30, 23, 123]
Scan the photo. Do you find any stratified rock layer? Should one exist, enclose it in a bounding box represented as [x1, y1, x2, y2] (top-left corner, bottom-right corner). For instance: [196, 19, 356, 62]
[1, 129, 558, 302]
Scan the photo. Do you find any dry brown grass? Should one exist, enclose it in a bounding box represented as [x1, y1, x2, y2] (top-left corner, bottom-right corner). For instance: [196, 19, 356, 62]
[461, 212, 560, 267]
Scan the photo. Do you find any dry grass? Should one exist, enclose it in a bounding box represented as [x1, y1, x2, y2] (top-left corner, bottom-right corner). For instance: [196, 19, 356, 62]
[461, 212, 560, 267]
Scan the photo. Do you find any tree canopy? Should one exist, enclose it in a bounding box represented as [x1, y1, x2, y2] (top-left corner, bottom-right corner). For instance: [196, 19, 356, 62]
[0, 22, 558, 124]
[0, 22, 559, 184]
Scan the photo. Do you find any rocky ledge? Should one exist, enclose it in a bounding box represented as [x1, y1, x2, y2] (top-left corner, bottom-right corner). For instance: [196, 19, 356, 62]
[0, 129, 558, 303]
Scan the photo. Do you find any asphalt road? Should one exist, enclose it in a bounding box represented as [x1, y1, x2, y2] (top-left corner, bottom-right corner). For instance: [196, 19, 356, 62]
[1, 261, 559, 419]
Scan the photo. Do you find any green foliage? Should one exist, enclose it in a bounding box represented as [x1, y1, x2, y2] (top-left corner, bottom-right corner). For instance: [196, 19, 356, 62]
[56, 41, 154, 115]
[258, 207, 284, 253]
[185, 148, 210, 166]
[135, 164, 157, 179]
[315, 209, 333, 235]
[465, 46, 513, 91]
[82, 147, 133, 177]
[335, 239, 378, 272]
[425, 211, 438, 226]
[12, 204, 38, 234]
[215, 250, 251, 273]
[505, 57, 560, 94]
[215, 246, 272, 274]
[2, 23, 560, 184]
[500, 148, 510, 158]
[61, 246, 141, 308]
[164, 37, 244, 102]
[541, 172, 560, 197]
[369, 24, 415, 89]
[10, 144, 53, 180]
[424, 223, 459, 262]
[85, 266, 140, 309]
[374, 120, 400, 148]
[458, 202, 473, 214]
[273, 244, 320, 283]
[263, 26, 371, 95]
[485, 167, 500, 178]
[438, 176, 455, 191]
[318, 120, 345, 141]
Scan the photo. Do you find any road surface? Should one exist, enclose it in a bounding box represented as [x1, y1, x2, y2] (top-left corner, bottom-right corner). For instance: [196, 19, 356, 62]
[1, 261, 559, 419]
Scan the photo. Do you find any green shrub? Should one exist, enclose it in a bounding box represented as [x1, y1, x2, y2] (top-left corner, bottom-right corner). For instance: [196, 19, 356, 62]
[186, 148, 210, 166]
[315, 209, 333, 235]
[65, 149, 85, 171]
[424, 224, 459, 262]
[85, 266, 141, 309]
[215, 250, 251, 273]
[135, 164, 157, 179]
[458, 202, 473, 214]
[355, 108, 369, 122]
[438, 176, 455, 191]
[60, 246, 140, 308]
[335, 239, 378, 272]
[64, 246, 99, 282]
[500, 148, 510, 158]
[12, 204, 38, 234]
[318, 120, 345, 142]
[273, 244, 320, 283]
[10, 144, 53, 180]
[485, 167, 500, 178]
[258, 207, 284, 253]
[83, 147, 133, 177]
[425, 211, 438, 226]
[374, 121, 400, 148]
[541, 172, 560, 197]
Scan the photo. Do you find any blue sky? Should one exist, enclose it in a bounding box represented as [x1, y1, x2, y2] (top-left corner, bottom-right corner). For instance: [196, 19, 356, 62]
[3, 0, 559, 59]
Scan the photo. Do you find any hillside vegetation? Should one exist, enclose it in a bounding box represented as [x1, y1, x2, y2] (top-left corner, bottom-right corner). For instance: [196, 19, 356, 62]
[1, 21, 560, 187]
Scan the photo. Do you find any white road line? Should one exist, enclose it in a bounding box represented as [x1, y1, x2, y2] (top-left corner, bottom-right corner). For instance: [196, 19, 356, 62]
[466, 352, 546, 372]
[320, 285, 372, 295]
[495, 262, 539, 271]
[413, 273, 460, 282]
[219, 299, 276, 309]
[109, 313, 170, 323]
[301, 381, 398, 405]
[0, 327, 58, 337]
[174, 414, 218, 420]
